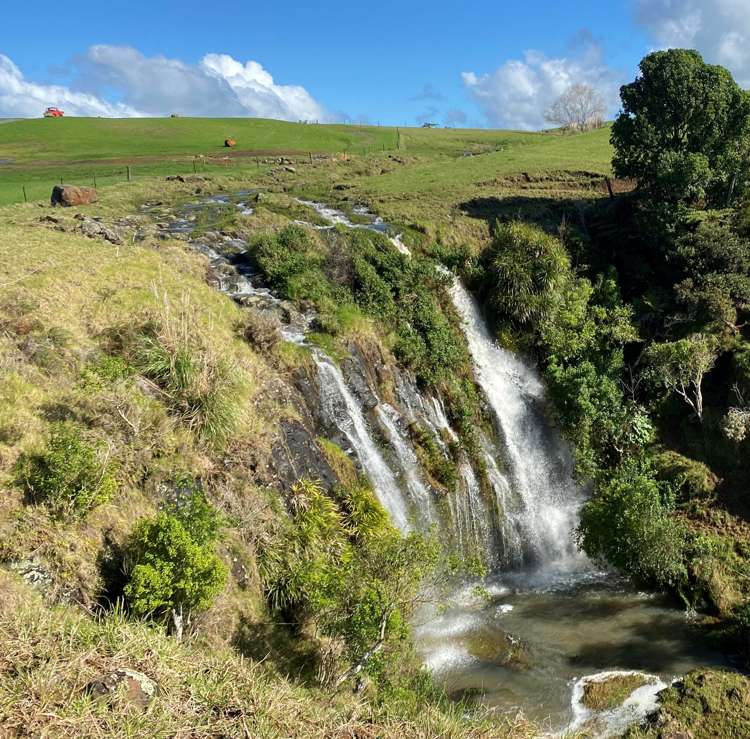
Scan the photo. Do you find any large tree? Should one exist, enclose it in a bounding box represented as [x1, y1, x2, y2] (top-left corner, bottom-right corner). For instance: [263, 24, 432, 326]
[611, 49, 750, 206]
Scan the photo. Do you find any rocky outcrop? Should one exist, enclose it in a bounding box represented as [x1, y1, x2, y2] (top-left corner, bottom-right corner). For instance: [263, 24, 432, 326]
[51, 185, 99, 207]
[270, 418, 339, 491]
[76, 215, 124, 245]
[86, 668, 158, 709]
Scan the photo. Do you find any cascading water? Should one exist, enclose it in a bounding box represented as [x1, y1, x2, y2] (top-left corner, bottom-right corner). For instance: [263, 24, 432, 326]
[448, 278, 586, 569]
[375, 403, 436, 527]
[312, 352, 413, 532]
[152, 195, 725, 735]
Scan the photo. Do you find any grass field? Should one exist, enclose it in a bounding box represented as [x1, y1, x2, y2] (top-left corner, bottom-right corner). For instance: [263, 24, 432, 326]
[0, 117, 613, 209]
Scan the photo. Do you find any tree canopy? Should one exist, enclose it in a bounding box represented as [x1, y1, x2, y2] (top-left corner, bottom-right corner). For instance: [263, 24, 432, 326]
[611, 49, 750, 206]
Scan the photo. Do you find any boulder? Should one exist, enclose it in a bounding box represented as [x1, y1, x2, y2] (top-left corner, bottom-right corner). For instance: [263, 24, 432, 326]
[86, 668, 157, 709]
[224, 138, 237, 148]
[50, 185, 99, 207]
[77, 216, 124, 245]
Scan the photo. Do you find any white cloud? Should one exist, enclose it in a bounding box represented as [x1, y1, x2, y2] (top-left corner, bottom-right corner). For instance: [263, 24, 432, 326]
[201, 53, 325, 121]
[0, 54, 141, 117]
[462, 40, 620, 130]
[635, 0, 750, 86]
[0, 46, 327, 121]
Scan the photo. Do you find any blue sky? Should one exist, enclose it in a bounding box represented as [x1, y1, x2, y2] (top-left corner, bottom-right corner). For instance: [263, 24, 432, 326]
[1, 1, 748, 128]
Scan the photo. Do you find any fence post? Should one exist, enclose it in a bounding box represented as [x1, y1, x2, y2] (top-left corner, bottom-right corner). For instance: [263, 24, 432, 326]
[127, 166, 132, 182]
[193, 160, 197, 173]
[93, 173, 97, 188]
[22, 186, 27, 203]
[309, 152, 313, 165]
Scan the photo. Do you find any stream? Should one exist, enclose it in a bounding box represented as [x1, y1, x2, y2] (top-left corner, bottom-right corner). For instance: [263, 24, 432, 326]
[147, 193, 728, 737]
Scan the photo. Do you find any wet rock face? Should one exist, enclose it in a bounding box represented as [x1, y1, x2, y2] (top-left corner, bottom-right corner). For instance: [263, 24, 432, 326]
[50, 185, 99, 207]
[270, 419, 338, 491]
[86, 668, 158, 709]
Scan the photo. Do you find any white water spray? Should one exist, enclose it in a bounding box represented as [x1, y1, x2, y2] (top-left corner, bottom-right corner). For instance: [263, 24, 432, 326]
[313, 352, 412, 532]
[448, 279, 586, 567]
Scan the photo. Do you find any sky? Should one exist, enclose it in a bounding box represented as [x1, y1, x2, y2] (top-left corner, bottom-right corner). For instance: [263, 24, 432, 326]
[1, 0, 749, 129]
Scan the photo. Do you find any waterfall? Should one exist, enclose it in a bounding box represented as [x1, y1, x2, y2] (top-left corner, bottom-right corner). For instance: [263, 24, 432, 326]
[313, 351, 412, 532]
[375, 403, 436, 527]
[448, 278, 585, 568]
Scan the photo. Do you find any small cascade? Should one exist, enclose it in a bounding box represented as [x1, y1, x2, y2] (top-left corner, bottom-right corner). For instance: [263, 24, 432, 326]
[480, 433, 524, 566]
[297, 199, 411, 255]
[448, 278, 586, 569]
[457, 461, 494, 564]
[375, 403, 436, 527]
[313, 352, 412, 532]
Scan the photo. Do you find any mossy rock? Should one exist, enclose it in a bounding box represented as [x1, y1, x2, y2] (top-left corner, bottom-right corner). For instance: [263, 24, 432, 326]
[653, 450, 718, 505]
[463, 629, 532, 670]
[581, 672, 655, 711]
[627, 670, 750, 738]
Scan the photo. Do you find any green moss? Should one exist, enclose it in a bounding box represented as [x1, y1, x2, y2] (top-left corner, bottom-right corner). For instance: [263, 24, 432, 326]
[317, 437, 358, 488]
[582, 673, 654, 711]
[627, 670, 750, 738]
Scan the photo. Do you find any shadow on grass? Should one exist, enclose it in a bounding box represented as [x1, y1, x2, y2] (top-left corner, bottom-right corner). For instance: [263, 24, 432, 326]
[458, 194, 599, 232]
[232, 615, 320, 683]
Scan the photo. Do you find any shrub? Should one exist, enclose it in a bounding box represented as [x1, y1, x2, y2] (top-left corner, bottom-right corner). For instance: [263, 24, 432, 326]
[258, 478, 440, 684]
[241, 310, 282, 353]
[578, 459, 688, 590]
[653, 450, 718, 507]
[480, 221, 571, 328]
[80, 354, 133, 388]
[124, 488, 226, 623]
[15, 422, 116, 517]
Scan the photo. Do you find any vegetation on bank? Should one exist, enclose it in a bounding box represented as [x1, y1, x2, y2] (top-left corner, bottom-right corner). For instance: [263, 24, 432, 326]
[3, 45, 750, 737]
[0, 191, 512, 736]
[449, 50, 750, 647]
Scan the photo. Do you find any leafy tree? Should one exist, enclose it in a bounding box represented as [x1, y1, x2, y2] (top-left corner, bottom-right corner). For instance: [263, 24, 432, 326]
[545, 83, 605, 131]
[578, 460, 688, 590]
[645, 334, 719, 421]
[540, 274, 644, 477]
[673, 214, 750, 333]
[612, 49, 750, 206]
[124, 488, 227, 637]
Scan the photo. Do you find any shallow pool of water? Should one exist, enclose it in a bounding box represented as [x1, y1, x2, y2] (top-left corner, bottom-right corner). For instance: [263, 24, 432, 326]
[416, 565, 727, 735]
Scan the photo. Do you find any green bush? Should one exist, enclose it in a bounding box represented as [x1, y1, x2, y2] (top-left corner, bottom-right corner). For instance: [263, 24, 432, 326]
[653, 450, 718, 507]
[124, 488, 226, 621]
[15, 422, 116, 517]
[259, 478, 440, 682]
[251, 225, 332, 304]
[578, 459, 688, 590]
[480, 221, 571, 328]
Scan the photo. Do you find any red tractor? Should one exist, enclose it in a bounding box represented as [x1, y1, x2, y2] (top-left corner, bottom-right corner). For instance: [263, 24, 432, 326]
[43, 107, 64, 118]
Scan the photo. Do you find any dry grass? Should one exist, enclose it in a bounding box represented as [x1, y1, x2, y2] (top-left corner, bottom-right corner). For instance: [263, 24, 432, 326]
[0, 571, 536, 739]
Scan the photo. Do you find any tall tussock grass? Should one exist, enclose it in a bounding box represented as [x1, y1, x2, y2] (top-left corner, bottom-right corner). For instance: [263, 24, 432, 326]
[126, 292, 248, 449]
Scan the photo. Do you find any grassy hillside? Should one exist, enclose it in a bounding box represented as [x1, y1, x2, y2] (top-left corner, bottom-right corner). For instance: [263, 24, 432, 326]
[0, 117, 397, 162]
[0, 116, 613, 207]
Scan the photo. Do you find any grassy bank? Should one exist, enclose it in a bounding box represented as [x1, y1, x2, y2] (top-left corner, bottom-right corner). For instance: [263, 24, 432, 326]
[0, 117, 613, 209]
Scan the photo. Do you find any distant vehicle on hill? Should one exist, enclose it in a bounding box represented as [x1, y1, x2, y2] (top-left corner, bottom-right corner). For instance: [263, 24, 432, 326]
[421, 122, 438, 128]
[43, 107, 64, 118]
